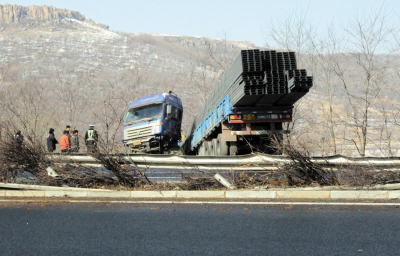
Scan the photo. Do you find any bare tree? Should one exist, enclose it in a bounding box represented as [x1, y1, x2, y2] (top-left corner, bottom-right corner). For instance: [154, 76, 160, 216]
[333, 8, 393, 156]
[87, 69, 144, 152]
[265, 7, 399, 157]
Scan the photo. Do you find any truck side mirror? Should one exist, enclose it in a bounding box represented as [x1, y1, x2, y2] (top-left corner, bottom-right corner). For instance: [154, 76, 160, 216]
[166, 104, 172, 116]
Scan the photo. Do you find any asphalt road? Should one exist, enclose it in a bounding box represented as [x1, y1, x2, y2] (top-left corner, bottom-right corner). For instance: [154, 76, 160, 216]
[0, 202, 399, 255]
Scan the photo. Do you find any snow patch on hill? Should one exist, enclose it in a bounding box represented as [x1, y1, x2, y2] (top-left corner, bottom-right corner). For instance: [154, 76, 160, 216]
[66, 18, 121, 40]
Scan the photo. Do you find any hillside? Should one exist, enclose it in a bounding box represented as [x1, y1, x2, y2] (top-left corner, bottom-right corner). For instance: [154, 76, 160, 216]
[0, 4, 258, 148]
[0, 4, 399, 157]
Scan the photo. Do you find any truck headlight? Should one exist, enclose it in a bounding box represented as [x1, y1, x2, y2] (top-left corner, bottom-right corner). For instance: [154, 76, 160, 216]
[155, 125, 162, 133]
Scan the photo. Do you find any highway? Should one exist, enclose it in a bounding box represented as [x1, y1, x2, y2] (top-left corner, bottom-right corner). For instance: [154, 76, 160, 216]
[0, 201, 399, 255]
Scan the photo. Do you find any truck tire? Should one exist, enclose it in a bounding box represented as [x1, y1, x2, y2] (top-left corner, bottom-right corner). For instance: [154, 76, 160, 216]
[229, 142, 238, 155]
[217, 134, 228, 156]
[168, 146, 184, 155]
[211, 138, 218, 156]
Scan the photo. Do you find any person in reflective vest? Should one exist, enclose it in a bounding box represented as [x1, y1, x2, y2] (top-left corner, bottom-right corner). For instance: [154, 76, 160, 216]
[85, 125, 98, 153]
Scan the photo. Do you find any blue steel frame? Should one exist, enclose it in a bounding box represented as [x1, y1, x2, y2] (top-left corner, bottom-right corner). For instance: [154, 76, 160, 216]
[190, 95, 233, 150]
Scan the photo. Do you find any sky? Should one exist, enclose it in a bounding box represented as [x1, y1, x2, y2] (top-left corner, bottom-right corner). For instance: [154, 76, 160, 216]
[4, 0, 400, 47]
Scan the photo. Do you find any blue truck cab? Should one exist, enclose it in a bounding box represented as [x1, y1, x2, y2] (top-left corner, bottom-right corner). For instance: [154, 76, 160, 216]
[122, 92, 183, 154]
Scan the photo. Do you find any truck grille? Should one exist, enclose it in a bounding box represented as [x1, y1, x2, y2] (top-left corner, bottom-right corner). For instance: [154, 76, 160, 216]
[125, 125, 154, 141]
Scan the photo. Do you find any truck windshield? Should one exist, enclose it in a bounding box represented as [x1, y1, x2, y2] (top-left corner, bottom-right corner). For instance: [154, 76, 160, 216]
[125, 104, 164, 123]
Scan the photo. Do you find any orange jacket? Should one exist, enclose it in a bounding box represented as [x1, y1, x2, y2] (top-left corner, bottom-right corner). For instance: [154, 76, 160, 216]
[59, 134, 70, 150]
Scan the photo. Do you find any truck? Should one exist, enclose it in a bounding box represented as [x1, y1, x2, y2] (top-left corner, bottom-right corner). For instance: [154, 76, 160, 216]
[182, 49, 313, 156]
[121, 92, 183, 154]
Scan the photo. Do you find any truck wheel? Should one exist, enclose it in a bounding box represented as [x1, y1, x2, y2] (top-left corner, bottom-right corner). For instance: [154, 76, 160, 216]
[217, 134, 228, 156]
[168, 146, 184, 155]
[229, 142, 238, 155]
[211, 138, 218, 156]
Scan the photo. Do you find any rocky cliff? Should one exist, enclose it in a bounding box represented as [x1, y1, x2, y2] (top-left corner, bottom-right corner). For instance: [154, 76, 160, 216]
[0, 4, 108, 29]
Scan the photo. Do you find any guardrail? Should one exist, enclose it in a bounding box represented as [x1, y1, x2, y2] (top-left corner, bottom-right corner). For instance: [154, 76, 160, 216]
[51, 154, 400, 171]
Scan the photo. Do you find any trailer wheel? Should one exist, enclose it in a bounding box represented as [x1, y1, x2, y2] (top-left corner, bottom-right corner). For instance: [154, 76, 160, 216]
[217, 134, 228, 156]
[229, 142, 238, 155]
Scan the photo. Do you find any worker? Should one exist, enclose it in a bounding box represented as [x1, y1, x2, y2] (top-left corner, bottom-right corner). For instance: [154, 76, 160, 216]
[12, 130, 24, 149]
[59, 130, 70, 153]
[46, 128, 58, 152]
[85, 125, 98, 153]
[70, 130, 79, 153]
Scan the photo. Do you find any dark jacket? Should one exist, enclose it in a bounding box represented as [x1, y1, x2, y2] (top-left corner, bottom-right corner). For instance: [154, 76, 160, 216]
[85, 129, 98, 142]
[13, 133, 24, 145]
[67, 131, 71, 143]
[47, 133, 58, 151]
[70, 135, 79, 149]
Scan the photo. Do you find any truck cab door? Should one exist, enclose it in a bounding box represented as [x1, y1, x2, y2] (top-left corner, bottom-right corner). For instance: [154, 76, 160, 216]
[165, 104, 182, 140]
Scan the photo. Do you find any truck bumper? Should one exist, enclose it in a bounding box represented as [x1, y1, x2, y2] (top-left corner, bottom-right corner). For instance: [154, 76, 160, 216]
[231, 130, 290, 136]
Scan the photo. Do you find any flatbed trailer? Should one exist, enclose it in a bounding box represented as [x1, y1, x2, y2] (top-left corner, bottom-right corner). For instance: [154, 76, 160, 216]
[183, 49, 312, 156]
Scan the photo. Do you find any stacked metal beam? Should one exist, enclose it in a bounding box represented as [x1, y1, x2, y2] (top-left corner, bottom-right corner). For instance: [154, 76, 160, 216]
[285, 69, 313, 92]
[187, 49, 313, 138]
[228, 49, 312, 107]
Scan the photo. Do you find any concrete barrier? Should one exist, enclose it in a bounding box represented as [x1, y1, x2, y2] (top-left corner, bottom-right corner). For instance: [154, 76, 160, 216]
[388, 191, 400, 199]
[45, 191, 88, 197]
[87, 191, 131, 198]
[0, 189, 399, 200]
[177, 191, 225, 198]
[330, 191, 388, 199]
[131, 191, 177, 198]
[226, 191, 276, 198]
[0, 183, 113, 191]
[6, 190, 45, 197]
[276, 191, 330, 199]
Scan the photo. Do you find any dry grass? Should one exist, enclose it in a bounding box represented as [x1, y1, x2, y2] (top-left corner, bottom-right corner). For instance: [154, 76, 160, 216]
[0, 133, 50, 183]
[336, 165, 400, 187]
[1, 130, 399, 190]
[271, 141, 338, 186]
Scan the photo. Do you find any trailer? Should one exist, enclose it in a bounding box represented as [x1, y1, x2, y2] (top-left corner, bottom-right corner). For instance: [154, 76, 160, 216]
[182, 49, 313, 156]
